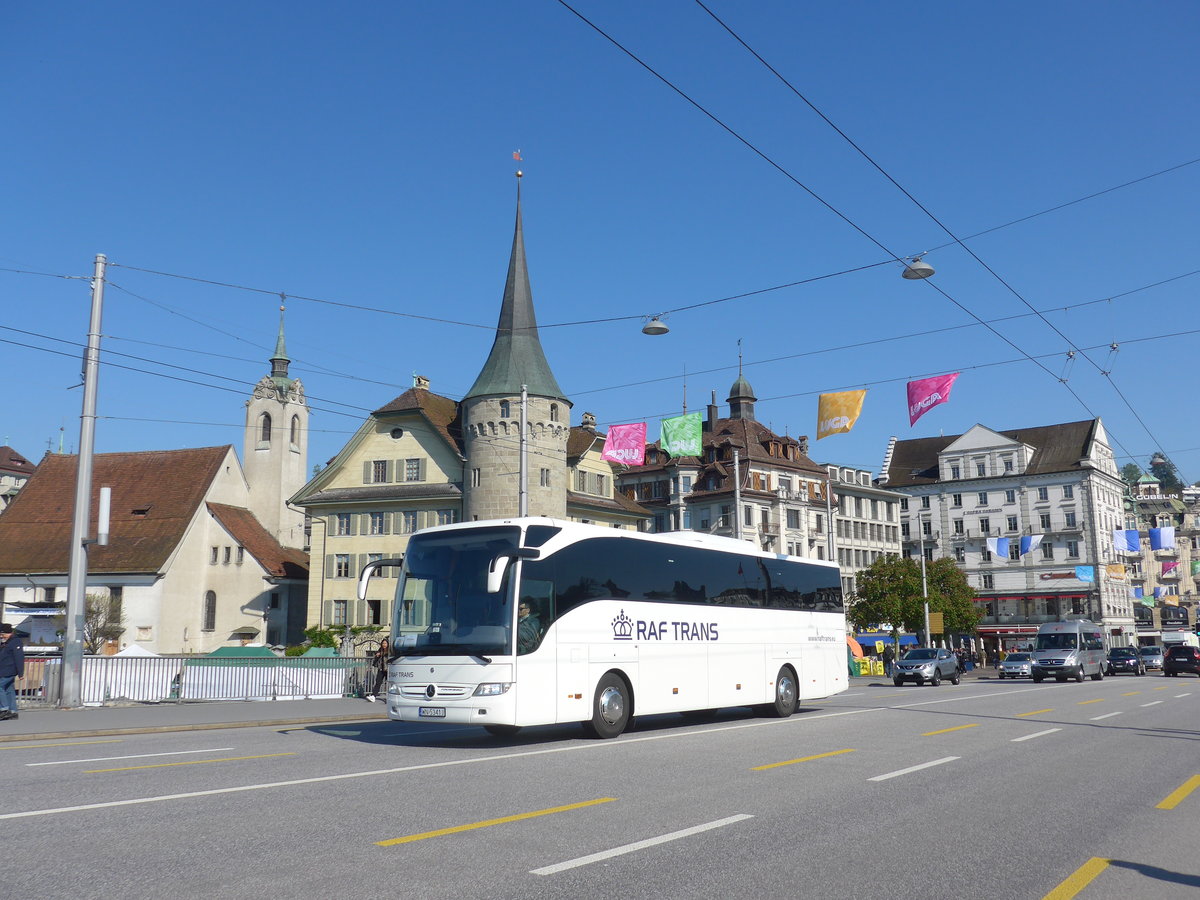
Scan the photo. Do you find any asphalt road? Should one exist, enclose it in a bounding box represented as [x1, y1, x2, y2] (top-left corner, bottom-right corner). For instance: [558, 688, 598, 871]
[3, 674, 1197, 900]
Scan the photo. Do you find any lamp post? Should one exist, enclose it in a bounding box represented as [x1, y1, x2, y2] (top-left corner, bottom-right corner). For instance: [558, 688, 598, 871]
[919, 515, 931, 647]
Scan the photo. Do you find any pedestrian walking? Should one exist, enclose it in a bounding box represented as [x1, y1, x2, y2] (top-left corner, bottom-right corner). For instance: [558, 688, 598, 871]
[365, 637, 390, 702]
[882, 645, 895, 678]
[0, 623, 24, 721]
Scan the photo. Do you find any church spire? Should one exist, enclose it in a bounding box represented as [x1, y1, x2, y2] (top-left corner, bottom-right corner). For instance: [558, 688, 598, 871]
[463, 173, 568, 403]
[270, 303, 292, 387]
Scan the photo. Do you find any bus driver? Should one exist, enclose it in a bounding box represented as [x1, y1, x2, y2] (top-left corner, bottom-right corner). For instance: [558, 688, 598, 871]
[517, 600, 541, 655]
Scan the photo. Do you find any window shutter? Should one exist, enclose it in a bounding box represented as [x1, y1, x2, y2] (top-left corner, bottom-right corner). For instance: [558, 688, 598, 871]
[362, 461, 372, 484]
[325, 554, 335, 579]
[418, 458, 426, 481]
[382, 512, 391, 535]
[384, 459, 393, 482]
[356, 599, 367, 628]
[395, 459, 404, 482]
[350, 514, 358, 536]
[323, 600, 334, 628]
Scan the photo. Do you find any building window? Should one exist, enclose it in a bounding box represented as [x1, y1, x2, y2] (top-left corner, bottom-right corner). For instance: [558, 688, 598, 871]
[921, 496, 930, 509]
[1064, 511, 1077, 528]
[1037, 486, 1049, 501]
[787, 509, 801, 529]
[550, 403, 559, 422]
[954, 546, 965, 561]
[335, 554, 351, 578]
[982, 574, 994, 590]
[900, 498, 909, 511]
[210, 546, 219, 565]
[1062, 485, 1074, 499]
[436, 509, 455, 526]
[952, 493, 962, 508]
[404, 458, 422, 482]
[332, 600, 348, 626]
[367, 599, 382, 625]
[399, 511, 418, 534]
[369, 512, 387, 535]
[1007, 516, 1018, 531]
[1005, 489, 1016, 503]
[922, 519, 932, 536]
[1008, 542, 1020, 560]
[203, 591, 217, 632]
[499, 400, 511, 418]
[372, 460, 389, 483]
[954, 519, 964, 534]
[1039, 513, 1051, 530]
[1066, 540, 1080, 558]
[901, 523, 910, 539]
[471, 468, 481, 487]
[1003, 459, 1013, 472]
[683, 509, 693, 530]
[290, 415, 301, 448]
[259, 413, 272, 445]
[977, 491, 988, 505]
[596, 473, 607, 495]
[1041, 542, 1054, 560]
[979, 517, 991, 534]
[236, 547, 244, 565]
[335, 513, 352, 536]
[539, 468, 551, 487]
[950, 465, 960, 480]
[576, 470, 587, 491]
[982, 548, 993, 562]
[976, 462, 986, 477]
[223, 546, 231, 565]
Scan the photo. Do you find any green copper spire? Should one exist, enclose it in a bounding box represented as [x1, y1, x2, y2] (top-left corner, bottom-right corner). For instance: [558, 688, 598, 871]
[464, 181, 568, 403]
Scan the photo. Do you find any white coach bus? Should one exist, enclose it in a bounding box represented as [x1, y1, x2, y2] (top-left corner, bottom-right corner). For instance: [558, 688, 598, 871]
[358, 518, 847, 739]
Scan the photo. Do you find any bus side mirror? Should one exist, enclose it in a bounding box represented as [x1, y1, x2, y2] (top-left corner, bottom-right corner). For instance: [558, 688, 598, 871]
[357, 557, 403, 601]
[486, 548, 540, 594]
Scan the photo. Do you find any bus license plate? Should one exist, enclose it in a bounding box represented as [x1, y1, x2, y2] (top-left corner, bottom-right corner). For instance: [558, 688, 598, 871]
[418, 707, 446, 718]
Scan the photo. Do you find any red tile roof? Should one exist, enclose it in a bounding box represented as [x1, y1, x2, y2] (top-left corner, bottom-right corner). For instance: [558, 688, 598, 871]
[372, 388, 463, 455]
[0, 447, 230, 574]
[206, 503, 308, 579]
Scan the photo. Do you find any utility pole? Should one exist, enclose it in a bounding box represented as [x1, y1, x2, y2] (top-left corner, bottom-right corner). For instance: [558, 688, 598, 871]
[919, 512, 931, 647]
[62, 253, 106, 708]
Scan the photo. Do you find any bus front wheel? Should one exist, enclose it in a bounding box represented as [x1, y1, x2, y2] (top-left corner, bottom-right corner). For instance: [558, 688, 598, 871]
[583, 672, 630, 739]
[760, 665, 798, 718]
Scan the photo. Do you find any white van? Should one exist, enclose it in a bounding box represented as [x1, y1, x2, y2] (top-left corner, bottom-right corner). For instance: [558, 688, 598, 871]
[1032, 620, 1105, 683]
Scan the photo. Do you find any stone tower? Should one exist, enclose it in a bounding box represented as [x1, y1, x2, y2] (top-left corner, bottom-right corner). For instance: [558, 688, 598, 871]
[243, 307, 309, 547]
[462, 178, 571, 520]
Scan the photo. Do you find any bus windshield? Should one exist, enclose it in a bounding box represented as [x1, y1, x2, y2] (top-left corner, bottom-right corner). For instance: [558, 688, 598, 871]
[1037, 633, 1078, 651]
[392, 526, 521, 658]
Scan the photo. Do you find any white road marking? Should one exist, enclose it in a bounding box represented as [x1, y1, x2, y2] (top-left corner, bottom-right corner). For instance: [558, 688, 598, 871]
[869, 757, 959, 782]
[1011, 728, 1061, 742]
[530, 814, 753, 876]
[26, 748, 234, 767]
[1140, 701, 1163, 707]
[1090, 712, 1123, 720]
[1175, 693, 1192, 698]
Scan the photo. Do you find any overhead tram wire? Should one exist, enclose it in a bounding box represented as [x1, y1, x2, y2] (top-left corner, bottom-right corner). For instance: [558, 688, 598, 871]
[695, 0, 1191, 479]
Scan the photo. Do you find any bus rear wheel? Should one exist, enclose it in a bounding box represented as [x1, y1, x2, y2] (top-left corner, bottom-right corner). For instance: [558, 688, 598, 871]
[760, 665, 798, 718]
[583, 672, 630, 739]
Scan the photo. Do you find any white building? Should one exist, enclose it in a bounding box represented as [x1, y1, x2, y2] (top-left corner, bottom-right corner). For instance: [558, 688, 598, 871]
[880, 418, 1134, 652]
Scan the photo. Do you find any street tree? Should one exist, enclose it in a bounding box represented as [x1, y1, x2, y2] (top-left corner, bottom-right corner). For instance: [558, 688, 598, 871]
[83, 592, 126, 653]
[849, 555, 977, 643]
[1120, 463, 1142, 485]
[1149, 452, 1183, 494]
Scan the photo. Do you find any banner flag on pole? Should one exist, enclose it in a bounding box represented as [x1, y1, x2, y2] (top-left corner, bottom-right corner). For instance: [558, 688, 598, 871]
[906, 373, 960, 426]
[816, 390, 867, 440]
[1131, 586, 1144, 600]
[986, 537, 1009, 557]
[1075, 565, 1095, 582]
[1152, 586, 1164, 599]
[660, 412, 702, 457]
[600, 422, 646, 466]
[1112, 529, 1140, 553]
[1162, 594, 1179, 606]
[1162, 560, 1180, 575]
[1149, 526, 1176, 550]
[1020, 535, 1044, 555]
[1105, 564, 1127, 581]
[1192, 560, 1200, 577]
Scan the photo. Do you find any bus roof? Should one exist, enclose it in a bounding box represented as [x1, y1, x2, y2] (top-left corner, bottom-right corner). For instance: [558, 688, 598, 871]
[411, 516, 840, 569]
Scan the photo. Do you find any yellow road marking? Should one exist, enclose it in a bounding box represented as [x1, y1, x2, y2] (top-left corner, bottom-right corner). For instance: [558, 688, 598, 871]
[1, 740, 122, 751]
[377, 797, 616, 846]
[1156, 774, 1200, 810]
[85, 752, 295, 773]
[1120, 691, 1141, 696]
[1152, 685, 1169, 691]
[752, 749, 856, 770]
[1043, 857, 1110, 900]
[1017, 709, 1053, 717]
[922, 724, 980, 737]
[1076, 698, 1104, 705]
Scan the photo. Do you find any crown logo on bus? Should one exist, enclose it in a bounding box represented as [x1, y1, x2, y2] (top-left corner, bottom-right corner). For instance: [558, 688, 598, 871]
[612, 610, 634, 640]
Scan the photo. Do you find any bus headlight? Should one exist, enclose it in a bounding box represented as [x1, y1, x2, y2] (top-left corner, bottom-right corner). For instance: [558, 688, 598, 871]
[472, 683, 512, 697]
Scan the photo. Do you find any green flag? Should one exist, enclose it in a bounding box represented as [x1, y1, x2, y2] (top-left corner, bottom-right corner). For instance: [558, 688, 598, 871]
[660, 412, 702, 457]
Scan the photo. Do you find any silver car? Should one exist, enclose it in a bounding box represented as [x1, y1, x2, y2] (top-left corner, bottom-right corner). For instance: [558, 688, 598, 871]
[893, 648, 961, 686]
[998, 651, 1033, 679]
[1139, 646, 1164, 671]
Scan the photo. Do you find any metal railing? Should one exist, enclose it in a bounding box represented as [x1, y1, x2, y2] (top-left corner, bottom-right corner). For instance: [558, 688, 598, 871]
[17, 655, 373, 709]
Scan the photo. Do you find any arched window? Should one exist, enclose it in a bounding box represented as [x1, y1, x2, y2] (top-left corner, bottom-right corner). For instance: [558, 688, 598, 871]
[550, 403, 559, 422]
[203, 591, 217, 632]
[290, 415, 300, 447]
[259, 413, 272, 445]
[499, 400, 511, 418]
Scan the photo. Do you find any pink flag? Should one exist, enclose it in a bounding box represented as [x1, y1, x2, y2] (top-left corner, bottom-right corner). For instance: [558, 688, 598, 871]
[1162, 560, 1180, 575]
[907, 372, 960, 426]
[601, 422, 647, 466]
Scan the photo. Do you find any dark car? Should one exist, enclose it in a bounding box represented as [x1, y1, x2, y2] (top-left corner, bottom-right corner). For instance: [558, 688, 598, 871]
[1105, 647, 1145, 676]
[1163, 645, 1200, 677]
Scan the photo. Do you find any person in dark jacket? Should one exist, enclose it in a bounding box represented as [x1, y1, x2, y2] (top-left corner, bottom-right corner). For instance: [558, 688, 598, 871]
[0, 622, 24, 720]
[365, 638, 390, 702]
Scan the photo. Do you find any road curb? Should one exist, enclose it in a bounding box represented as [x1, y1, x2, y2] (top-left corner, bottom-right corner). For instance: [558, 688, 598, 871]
[0, 712, 388, 743]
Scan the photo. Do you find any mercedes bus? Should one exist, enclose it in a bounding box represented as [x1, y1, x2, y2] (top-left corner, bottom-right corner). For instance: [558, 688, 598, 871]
[357, 517, 848, 738]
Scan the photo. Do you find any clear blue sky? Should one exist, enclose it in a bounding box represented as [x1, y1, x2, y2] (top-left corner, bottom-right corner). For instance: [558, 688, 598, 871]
[3, 1, 1198, 484]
